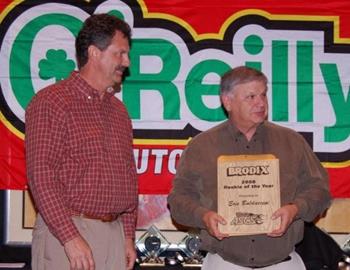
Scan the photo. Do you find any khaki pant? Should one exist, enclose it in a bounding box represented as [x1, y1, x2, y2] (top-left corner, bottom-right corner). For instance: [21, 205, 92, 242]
[32, 215, 126, 270]
[202, 251, 306, 270]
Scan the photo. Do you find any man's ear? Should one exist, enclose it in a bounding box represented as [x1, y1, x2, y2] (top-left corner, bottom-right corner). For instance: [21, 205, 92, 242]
[87, 45, 100, 61]
[221, 94, 232, 112]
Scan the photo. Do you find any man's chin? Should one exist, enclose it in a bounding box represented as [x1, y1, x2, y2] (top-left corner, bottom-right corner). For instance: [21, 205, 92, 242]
[253, 112, 267, 120]
[252, 118, 266, 124]
[112, 77, 122, 86]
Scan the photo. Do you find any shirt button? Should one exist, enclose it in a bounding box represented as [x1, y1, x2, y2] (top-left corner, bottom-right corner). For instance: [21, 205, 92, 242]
[250, 258, 255, 262]
[251, 239, 255, 242]
[246, 145, 250, 149]
[87, 96, 92, 100]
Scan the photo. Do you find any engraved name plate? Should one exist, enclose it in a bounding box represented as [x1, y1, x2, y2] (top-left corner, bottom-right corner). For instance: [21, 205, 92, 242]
[218, 154, 280, 235]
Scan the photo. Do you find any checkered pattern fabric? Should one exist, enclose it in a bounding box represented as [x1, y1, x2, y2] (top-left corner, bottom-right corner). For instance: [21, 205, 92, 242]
[25, 72, 138, 244]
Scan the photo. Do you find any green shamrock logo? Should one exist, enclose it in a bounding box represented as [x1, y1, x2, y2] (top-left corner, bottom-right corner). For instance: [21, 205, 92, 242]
[39, 49, 75, 82]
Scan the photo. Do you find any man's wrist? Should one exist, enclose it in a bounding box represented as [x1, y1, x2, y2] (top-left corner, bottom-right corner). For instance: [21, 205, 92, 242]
[287, 203, 299, 220]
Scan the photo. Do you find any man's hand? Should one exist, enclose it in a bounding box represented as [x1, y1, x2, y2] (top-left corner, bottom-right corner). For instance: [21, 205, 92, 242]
[202, 211, 230, 240]
[268, 203, 299, 237]
[125, 238, 137, 270]
[64, 236, 95, 270]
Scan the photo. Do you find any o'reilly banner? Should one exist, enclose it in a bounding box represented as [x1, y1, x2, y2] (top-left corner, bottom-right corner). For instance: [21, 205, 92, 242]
[0, 0, 349, 197]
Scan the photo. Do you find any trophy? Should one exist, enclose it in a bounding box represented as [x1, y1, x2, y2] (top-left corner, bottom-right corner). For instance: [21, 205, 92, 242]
[343, 236, 350, 255]
[178, 233, 203, 266]
[136, 225, 170, 265]
[340, 236, 350, 269]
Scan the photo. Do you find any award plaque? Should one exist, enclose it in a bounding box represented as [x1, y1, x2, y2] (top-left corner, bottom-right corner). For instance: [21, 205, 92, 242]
[218, 154, 280, 235]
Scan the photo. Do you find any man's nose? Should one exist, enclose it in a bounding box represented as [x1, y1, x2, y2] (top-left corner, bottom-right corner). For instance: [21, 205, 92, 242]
[123, 55, 130, 67]
[255, 95, 266, 105]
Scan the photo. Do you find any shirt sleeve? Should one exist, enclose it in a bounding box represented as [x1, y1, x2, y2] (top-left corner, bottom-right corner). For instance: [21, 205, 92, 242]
[121, 211, 137, 239]
[292, 137, 332, 221]
[167, 141, 209, 229]
[120, 117, 138, 239]
[25, 94, 80, 244]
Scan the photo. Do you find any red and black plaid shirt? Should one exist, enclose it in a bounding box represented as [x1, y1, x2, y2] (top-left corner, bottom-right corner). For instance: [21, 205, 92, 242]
[25, 72, 138, 244]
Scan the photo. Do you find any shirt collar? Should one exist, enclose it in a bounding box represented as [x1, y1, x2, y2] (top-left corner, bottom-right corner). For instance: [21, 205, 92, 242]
[70, 71, 115, 100]
[227, 120, 266, 140]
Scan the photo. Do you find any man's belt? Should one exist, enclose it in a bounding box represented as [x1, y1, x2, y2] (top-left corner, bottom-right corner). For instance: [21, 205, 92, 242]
[67, 208, 119, 222]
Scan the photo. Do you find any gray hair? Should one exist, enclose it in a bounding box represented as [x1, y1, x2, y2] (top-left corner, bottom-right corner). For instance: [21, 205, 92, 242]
[220, 66, 268, 95]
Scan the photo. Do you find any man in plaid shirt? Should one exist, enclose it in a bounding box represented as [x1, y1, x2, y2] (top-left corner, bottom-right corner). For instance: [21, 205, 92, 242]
[25, 14, 138, 270]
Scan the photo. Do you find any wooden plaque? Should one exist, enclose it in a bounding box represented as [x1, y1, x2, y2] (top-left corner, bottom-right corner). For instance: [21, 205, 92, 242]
[218, 154, 280, 235]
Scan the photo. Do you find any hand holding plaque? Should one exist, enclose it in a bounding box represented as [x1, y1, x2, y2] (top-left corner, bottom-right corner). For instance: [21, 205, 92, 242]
[217, 154, 280, 235]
